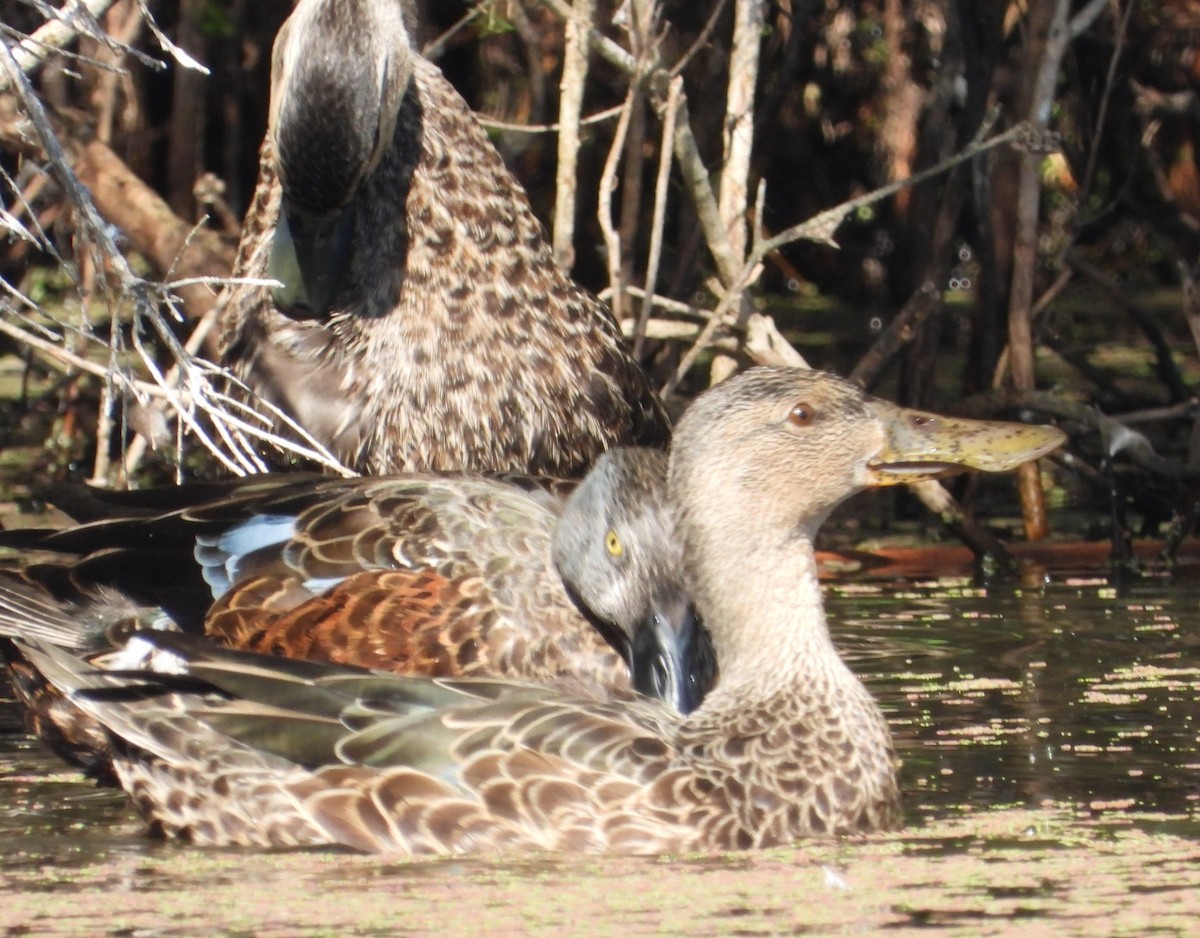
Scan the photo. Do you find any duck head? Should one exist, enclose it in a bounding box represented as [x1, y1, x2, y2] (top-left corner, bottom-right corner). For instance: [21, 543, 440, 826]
[551, 448, 714, 712]
[668, 367, 1066, 668]
[267, 0, 416, 317]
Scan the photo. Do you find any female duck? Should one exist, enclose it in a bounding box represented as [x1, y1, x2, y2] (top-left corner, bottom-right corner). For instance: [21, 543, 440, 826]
[218, 0, 667, 475]
[5, 368, 1064, 852]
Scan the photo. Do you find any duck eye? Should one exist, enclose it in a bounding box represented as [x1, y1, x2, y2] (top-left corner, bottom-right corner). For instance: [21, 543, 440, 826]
[788, 403, 815, 427]
[605, 530, 623, 557]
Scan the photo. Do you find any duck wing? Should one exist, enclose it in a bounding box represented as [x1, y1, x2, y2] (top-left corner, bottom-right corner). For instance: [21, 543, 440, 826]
[8, 632, 688, 853]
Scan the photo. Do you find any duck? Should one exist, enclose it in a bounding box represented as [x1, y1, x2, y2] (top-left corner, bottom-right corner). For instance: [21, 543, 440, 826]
[216, 0, 668, 476]
[1, 367, 1066, 853]
[0, 447, 712, 774]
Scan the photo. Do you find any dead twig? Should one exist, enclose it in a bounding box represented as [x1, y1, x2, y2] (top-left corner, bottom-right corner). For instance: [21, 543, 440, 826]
[1, 0, 118, 88]
[551, 0, 593, 270]
[597, 80, 638, 323]
[0, 7, 354, 480]
[850, 282, 942, 390]
[634, 74, 681, 358]
[1006, 0, 1110, 539]
[665, 116, 1029, 396]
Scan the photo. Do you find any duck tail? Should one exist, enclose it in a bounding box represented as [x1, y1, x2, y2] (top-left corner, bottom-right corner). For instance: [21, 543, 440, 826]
[0, 570, 176, 653]
[0, 632, 119, 783]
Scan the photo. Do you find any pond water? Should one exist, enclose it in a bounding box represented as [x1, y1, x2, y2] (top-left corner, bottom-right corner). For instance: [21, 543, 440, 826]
[1, 564, 1198, 936]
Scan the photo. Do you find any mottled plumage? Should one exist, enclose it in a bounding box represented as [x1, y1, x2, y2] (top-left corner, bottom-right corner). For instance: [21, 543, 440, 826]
[0, 449, 708, 715]
[217, 0, 667, 475]
[2, 368, 1066, 853]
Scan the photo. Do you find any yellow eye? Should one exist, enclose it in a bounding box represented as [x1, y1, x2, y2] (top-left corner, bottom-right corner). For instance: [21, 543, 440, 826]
[605, 530, 623, 557]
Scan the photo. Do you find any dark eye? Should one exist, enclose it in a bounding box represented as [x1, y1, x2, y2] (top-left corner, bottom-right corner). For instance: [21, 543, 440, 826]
[788, 403, 815, 427]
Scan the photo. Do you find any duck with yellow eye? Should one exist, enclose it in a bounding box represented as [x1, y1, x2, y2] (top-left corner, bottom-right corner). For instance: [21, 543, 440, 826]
[578, 522, 712, 714]
[1, 367, 1065, 853]
[606, 530, 623, 557]
[0, 446, 712, 781]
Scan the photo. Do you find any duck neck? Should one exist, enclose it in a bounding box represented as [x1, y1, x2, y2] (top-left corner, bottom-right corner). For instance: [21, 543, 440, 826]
[678, 516, 900, 838]
[693, 526, 851, 707]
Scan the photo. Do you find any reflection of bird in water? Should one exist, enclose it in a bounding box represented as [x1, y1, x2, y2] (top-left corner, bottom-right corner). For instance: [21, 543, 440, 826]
[2, 368, 1065, 853]
[216, 0, 667, 476]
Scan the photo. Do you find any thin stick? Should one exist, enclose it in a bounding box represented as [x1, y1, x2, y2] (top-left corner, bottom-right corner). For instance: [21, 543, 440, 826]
[616, 1, 655, 301]
[540, 0, 742, 283]
[476, 103, 622, 135]
[755, 112, 1014, 258]
[1, 0, 118, 87]
[666, 118, 1026, 394]
[635, 74, 682, 357]
[1007, 0, 1109, 539]
[719, 0, 764, 264]
[598, 83, 637, 322]
[1078, 0, 1134, 206]
[119, 299, 222, 476]
[552, 0, 594, 270]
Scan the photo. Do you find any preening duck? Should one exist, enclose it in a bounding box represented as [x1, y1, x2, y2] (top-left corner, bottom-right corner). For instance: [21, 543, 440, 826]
[0, 447, 711, 786]
[217, 0, 667, 475]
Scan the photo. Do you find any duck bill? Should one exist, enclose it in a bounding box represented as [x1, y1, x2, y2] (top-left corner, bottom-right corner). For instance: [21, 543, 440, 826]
[630, 594, 715, 715]
[268, 206, 356, 319]
[865, 401, 1066, 486]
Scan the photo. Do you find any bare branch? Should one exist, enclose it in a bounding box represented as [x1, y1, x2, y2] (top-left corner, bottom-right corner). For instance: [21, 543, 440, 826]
[755, 111, 1017, 258]
[135, 0, 208, 74]
[634, 74, 681, 357]
[540, 0, 635, 71]
[1, 0, 118, 86]
[598, 82, 637, 322]
[552, 0, 594, 269]
[719, 0, 764, 263]
[665, 115, 1028, 392]
[419, 7, 481, 61]
[0, 18, 354, 480]
[1069, 0, 1110, 38]
[475, 103, 622, 135]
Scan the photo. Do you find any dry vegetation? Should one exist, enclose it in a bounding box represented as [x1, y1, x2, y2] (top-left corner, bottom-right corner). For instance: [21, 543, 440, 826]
[1, 1, 1200, 554]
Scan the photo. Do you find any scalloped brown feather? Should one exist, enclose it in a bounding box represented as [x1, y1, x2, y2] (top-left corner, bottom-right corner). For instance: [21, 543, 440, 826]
[7, 631, 893, 853]
[0, 449, 701, 780]
[218, 5, 667, 476]
[3, 367, 1065, 854]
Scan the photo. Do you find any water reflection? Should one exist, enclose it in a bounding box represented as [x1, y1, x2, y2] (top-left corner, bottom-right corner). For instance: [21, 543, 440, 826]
[831, 574, 1200, 823]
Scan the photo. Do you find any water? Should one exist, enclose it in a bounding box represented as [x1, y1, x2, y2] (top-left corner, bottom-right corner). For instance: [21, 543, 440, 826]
[1, 568, 1198, 935]
[833, 574, 1200, 822]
